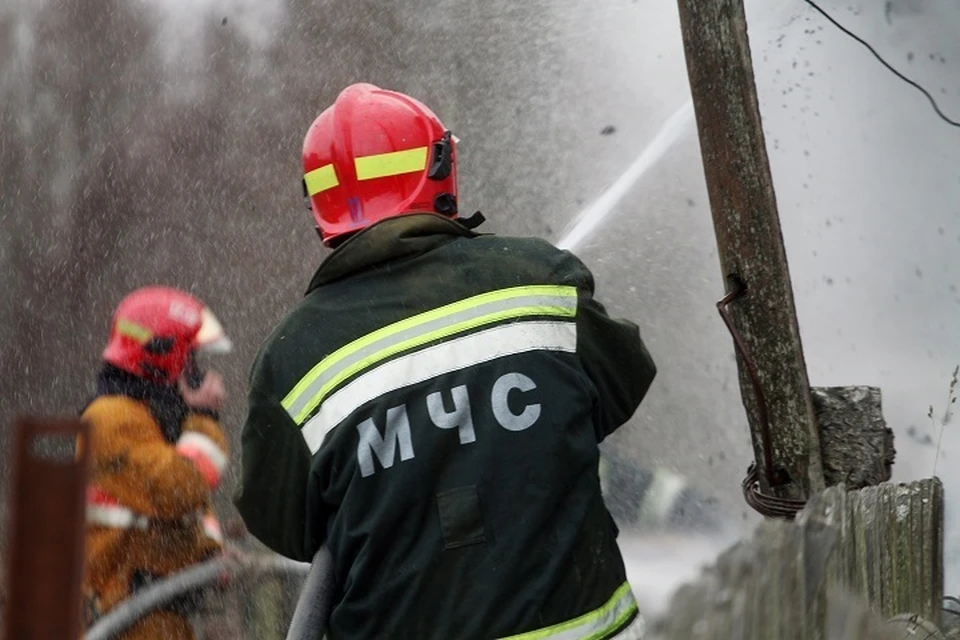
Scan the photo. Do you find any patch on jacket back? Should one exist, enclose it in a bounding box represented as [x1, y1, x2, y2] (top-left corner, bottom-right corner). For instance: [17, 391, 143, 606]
[436, 485, 486, 550]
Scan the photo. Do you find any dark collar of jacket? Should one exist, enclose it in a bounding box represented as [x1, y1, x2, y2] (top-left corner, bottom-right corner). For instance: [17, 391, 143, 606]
[85, 364, 188, 443]
[306, 213, 482, 293]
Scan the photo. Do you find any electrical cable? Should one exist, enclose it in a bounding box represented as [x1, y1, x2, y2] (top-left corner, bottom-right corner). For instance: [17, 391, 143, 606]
[804, 0, 960, 128]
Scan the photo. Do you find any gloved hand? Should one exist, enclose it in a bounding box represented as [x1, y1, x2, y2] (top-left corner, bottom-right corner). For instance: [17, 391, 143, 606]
[176, 370, 228, 489]
[179, 369, 226, 416]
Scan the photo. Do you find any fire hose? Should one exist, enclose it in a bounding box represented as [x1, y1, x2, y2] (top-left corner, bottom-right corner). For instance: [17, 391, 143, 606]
[85, 552, 318, 640]
[284, 546, 334, 640]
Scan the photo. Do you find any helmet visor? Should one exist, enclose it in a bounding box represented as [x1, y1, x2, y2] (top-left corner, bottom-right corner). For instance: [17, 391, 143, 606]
[194, 307, 233, 354]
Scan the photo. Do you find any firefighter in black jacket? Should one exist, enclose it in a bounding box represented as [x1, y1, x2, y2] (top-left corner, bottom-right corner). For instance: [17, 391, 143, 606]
[234, 83, 657, 639]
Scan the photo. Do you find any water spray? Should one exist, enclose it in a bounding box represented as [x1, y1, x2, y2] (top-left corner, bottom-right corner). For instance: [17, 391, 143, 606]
[556, 101, 695, 252]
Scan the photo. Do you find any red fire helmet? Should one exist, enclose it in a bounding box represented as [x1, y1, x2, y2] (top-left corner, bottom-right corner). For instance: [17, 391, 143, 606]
[102, 286, 232, 385]
[301, 83, 459, 247]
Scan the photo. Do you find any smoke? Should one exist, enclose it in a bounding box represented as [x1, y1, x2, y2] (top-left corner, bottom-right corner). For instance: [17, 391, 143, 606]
[621, 531, 741, 619]
[146, 0, 284, 47]
[141, 0, 285, 100]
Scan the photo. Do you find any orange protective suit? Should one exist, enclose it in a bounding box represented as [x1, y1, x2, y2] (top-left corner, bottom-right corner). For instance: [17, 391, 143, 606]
[82, 394, 228, 639]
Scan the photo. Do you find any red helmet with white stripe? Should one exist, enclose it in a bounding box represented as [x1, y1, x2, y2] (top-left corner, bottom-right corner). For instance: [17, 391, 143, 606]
[302, 83, 459, 247]
[102, 286, 232, 385]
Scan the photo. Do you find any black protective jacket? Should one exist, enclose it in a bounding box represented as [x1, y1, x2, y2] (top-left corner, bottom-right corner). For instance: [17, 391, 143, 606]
[235, 214, 657, 639]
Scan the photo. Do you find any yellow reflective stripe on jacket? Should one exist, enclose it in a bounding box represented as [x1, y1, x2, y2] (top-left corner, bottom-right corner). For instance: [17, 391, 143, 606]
[498, 582, 638, 640]
[300, 320, 577, 454]
[281, 285, 578, 425]
[354, 146, 428, 181]
[304, 164, 339, 195]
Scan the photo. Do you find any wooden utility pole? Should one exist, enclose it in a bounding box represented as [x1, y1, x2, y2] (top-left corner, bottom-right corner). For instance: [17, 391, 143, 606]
[656, 7, 941, 632]
[676, 0, 824, 501]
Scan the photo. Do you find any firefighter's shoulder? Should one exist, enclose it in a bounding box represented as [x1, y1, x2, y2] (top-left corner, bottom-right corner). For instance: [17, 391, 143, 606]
[83, 395, 151, 429]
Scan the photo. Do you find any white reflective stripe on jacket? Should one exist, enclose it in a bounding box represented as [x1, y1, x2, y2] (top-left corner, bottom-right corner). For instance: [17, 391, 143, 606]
[86, 485, 205, 531]
[86, 503, 150, 530]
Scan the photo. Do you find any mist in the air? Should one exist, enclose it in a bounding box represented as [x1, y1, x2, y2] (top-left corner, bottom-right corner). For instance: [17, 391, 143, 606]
[1, 0, 959, 627]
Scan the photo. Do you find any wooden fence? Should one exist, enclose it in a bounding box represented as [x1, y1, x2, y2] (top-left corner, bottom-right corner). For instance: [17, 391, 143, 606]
[649, 478, 946, 639]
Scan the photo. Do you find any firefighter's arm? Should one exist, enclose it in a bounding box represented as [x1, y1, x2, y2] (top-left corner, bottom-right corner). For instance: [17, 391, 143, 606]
[177, 412, 229, 490]
[84, 398, 210, 518]
[233, 361, 314, 562]
[555, 249, 657, 441]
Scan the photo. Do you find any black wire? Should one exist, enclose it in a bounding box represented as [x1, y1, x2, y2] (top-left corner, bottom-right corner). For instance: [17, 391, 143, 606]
[804, 0, 960, 128]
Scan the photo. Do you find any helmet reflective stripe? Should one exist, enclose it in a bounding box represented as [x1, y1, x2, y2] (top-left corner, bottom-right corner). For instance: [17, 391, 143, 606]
[304, 164, 339, 196]
[354, 146, 428, 181]
[115, 319, 152, 343]
[496, 582, 639, 640]
[304, 148, 431, 196]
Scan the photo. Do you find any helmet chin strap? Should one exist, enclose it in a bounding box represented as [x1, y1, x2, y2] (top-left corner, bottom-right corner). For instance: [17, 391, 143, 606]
[458, 211, 486, 230]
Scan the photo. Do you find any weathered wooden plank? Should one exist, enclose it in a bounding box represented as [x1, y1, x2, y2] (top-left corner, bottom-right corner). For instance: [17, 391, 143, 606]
[825, 591, 934, 640]
[811, 386, 896, 489]
[801, 479, 944, 622]
[649, 519, 839, 639]
[652, 537, 910, 640]
[651, 479, 944, 639]
[884, 613, 947, 640]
